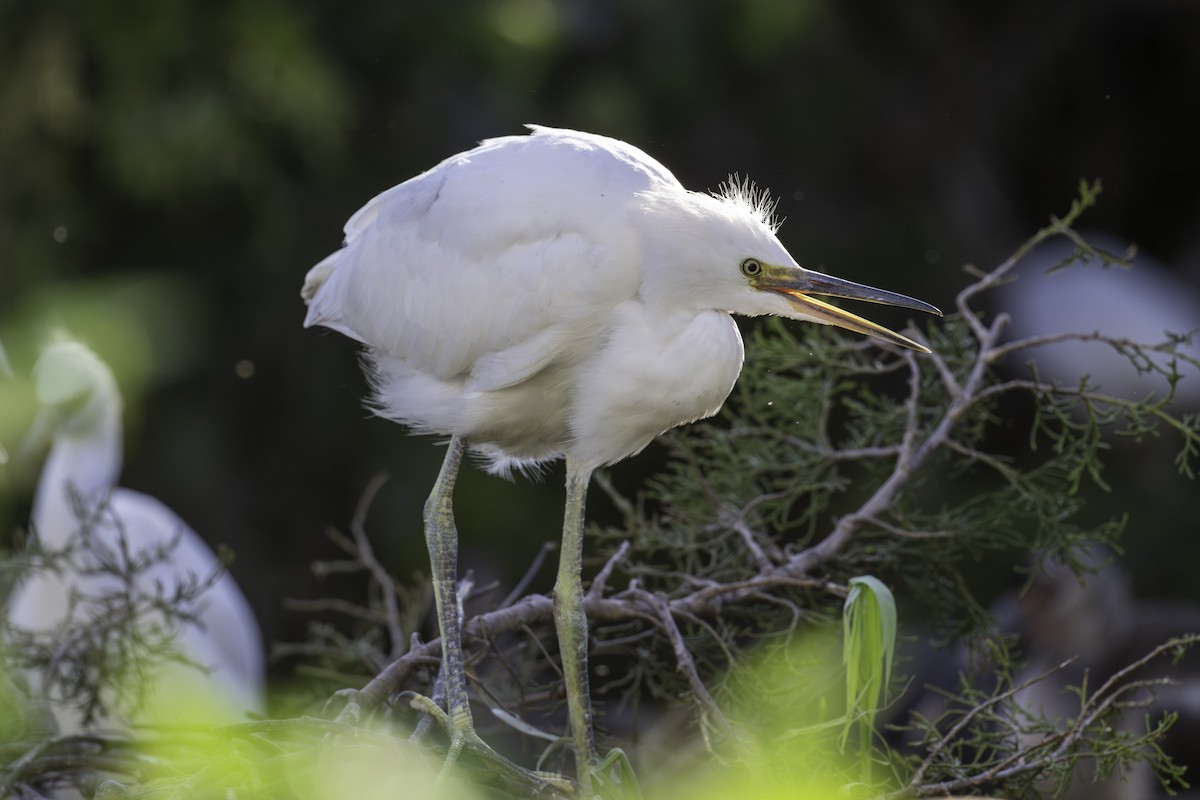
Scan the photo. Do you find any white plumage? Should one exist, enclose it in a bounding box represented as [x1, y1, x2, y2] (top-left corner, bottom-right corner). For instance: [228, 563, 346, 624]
[304, 126, 934, 474]
[6, 340, 265, 730]
[302, 125, 938, 786]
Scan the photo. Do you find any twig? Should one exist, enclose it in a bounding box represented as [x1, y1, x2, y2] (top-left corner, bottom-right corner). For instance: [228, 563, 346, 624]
[500, 541, 556, 609]
[636, 589, 731, 741]
[988, 329, 1200, 370]
[893, 635, 1200, 798]
[896, 657, 1078, 795]
[926, 345, 963, 399]
[587, 540, 630, 602]
[727, 517, 773, 573]
[786, 344, 938, 576]
[283, 596, 392, 623]
[865, 516, 952, 540]
[592, 471, 636, 519]
[348, 473, 406, 661]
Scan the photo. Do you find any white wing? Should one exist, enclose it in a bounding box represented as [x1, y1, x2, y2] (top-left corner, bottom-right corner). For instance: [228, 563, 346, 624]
[302, 126, 682, 386]
[110, 490, 266, 711]
[7, 488, 266, 726]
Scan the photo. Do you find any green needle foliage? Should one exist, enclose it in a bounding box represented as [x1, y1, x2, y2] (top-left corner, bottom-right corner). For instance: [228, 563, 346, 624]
[584, 179, 1200, 794]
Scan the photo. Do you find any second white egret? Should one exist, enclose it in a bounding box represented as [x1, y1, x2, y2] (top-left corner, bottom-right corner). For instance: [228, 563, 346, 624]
[7, 340, 266, 731]
[302, 125, 940, 790]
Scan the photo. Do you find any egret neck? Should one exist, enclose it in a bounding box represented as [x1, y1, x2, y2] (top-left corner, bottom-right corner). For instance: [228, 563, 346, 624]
[29, 399, 123, 549]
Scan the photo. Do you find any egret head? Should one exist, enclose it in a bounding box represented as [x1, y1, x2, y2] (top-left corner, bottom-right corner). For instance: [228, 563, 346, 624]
[638, 179, 941, 351]
[27, 340, 122, 445]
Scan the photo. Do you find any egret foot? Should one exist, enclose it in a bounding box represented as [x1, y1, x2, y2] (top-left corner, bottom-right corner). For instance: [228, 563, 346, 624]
[407, 694, 577, 798]
[591, 748, 644, 800]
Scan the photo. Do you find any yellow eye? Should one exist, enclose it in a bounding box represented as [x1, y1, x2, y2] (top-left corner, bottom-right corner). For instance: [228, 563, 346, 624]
[740, 258, 763, 277]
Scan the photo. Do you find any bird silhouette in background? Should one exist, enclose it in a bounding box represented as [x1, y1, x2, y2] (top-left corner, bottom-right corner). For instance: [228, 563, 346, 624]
[302, 125, 940, 789]
[6, 339, 265, 733]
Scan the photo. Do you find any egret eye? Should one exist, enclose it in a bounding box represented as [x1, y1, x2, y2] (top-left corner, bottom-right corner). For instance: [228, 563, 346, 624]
[740, 258, 763, 277]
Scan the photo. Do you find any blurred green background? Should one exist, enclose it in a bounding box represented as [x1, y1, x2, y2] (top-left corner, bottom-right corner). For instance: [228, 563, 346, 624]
[2, 0, 1198, 663]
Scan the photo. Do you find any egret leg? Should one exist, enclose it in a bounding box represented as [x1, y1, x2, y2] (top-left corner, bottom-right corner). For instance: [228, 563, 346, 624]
[419, 439, 580, 797]
[555, 459, 598, 788]
[423, 435, 473, 766]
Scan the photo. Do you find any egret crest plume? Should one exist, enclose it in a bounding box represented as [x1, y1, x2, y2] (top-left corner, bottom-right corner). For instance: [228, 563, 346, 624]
[716, 174, 782, 233]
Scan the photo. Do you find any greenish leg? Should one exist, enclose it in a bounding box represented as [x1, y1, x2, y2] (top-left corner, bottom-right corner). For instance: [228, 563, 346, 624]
[555, 459, 598, 789]
[414, 438, 583, 797]
[423, 435, 473, 768]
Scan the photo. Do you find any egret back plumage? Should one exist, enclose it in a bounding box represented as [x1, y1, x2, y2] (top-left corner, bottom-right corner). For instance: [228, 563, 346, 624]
[302, 125, 940, 789]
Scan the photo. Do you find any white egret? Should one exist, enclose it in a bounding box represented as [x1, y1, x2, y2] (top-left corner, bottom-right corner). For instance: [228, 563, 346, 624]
[7, 340, 266, 730]
[302, 125, 940, 788]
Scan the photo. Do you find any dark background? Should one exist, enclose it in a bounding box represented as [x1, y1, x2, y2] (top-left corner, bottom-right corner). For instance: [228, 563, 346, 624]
[2, 0, 1198, 667]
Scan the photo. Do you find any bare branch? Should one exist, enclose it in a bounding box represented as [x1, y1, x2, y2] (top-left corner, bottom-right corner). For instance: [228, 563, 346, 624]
[586, 540, 630, 602]
[636, 589, 731, 741]
[348, 473, 407, 661]
[500, 541, 556, 609]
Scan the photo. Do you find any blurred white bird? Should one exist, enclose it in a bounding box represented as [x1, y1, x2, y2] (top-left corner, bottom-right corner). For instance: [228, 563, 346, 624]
[6, 340, 265, 731]
[996, 234, 1200, 407]
[302, 125, 940, 787]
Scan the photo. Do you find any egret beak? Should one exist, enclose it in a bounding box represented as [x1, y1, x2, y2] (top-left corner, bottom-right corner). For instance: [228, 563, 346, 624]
[758, 264, 942, 353]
